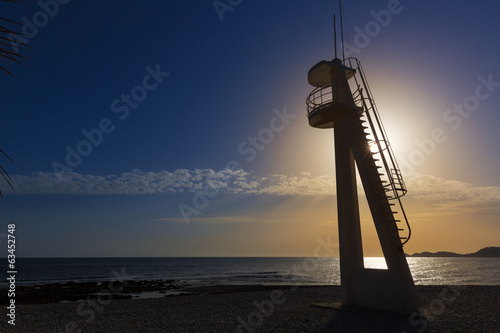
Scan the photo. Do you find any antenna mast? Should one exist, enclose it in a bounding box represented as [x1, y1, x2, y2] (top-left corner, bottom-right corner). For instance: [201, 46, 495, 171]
[334, 15, 338, 59]
[339, 0, 345, 60]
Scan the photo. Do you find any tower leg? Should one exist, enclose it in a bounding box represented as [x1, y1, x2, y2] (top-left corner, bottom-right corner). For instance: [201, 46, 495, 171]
[334, 113, 363, 306]
[332, 109, 421, 315]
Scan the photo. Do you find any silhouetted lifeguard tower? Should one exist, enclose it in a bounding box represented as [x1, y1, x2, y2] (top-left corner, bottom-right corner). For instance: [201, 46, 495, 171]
[306, 10, 420, 315]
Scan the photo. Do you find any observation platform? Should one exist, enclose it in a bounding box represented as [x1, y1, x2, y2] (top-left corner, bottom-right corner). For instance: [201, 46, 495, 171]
[306, 59, 359, 129]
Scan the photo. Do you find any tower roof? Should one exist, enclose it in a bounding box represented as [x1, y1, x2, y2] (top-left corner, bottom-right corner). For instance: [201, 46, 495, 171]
[307, 59, 355, 87]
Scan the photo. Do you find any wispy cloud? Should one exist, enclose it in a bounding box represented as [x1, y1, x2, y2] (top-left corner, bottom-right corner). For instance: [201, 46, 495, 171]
[8, 169, 500, 209]
[405, 173, 500, 204]
[256, 173, 336, 196]
[404, 173, 500, 218]
[9, 169, 335, 196]
[9, 169, 253, 195]
[153, 215, 269, 225]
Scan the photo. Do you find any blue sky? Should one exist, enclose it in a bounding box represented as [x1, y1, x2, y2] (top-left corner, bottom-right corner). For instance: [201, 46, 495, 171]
[1, 0, 500, 257]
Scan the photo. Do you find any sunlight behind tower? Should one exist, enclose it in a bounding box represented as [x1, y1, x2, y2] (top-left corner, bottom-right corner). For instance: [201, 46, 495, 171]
[305, 3, 421, 315]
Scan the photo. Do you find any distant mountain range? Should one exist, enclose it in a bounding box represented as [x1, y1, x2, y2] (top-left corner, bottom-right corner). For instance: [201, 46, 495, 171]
[407, 246, 500, 257]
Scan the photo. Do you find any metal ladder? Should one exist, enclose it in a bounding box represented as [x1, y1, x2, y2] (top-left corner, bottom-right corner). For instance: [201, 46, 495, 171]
[346, 58, 412, 246]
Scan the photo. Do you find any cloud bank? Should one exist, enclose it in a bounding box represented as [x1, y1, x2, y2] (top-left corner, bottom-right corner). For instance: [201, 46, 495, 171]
[7, 169, 500, 206]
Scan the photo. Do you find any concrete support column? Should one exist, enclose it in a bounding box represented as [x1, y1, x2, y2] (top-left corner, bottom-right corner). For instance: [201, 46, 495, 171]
[334, 112, 363, 305]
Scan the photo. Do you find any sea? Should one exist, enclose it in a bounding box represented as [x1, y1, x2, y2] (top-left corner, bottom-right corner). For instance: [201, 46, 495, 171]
[1, 257, 499, 288]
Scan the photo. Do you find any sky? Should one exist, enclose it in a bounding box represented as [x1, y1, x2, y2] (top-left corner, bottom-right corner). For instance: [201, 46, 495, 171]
[1, 0, 499, 257]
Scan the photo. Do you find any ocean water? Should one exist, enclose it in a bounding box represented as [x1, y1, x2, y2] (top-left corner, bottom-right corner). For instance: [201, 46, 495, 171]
[1, 257, 499, 288]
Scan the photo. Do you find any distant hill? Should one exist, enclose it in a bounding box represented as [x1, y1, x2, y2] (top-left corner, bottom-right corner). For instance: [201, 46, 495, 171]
[407, 246, 500, 257]
[467, 247, 500, 257]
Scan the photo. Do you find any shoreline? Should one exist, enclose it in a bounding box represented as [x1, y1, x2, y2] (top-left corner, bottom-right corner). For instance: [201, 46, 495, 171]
[0, 283, 499, 332]
[5, 278, 500, 305]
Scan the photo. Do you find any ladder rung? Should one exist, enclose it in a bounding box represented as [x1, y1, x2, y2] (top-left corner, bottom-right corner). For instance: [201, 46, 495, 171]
[400, 237, 408, 240]
[398, 228, 404, 231]
[395, 220, 401, 222]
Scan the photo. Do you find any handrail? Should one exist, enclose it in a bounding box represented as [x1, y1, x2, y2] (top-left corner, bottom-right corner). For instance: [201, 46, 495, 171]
[347, 58, 412, 245]
[368, 139, 407, 199]
[305, 57, 412, 245]
[306, 83, 333, 116]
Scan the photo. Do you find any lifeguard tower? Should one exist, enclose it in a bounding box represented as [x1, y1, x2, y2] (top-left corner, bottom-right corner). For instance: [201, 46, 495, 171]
[306, 13, 420, 315]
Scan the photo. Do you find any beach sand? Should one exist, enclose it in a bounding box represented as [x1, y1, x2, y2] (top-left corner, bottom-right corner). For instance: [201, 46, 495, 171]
[1, 284, 499, 332]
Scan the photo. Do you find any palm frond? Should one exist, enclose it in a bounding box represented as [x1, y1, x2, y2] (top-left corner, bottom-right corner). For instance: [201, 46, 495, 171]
[0, 149, 22, 197]
[0, 0, 25, 77]
[1, 1, 24, 194]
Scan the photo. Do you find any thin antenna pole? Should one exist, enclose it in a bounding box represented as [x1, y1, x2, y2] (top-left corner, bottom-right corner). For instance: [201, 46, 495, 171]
[339, 0, 345, 60]
[334, 15, 337, 59]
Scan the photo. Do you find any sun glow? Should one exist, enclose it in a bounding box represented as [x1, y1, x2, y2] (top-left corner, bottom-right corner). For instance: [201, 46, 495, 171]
[369, 142, 379, 154]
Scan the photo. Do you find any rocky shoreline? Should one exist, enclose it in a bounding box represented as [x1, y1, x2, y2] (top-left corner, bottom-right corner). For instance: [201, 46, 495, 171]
[0, 279, 190, 305]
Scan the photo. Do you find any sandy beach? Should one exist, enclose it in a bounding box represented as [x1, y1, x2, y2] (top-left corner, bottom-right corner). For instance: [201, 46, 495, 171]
[1, 284, 499, 332]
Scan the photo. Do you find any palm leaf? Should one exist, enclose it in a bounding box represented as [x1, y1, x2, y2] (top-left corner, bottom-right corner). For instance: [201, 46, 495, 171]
[0, 149, 22, 196]
[1, 0, 24, 195]
[0, 0, 25, 77]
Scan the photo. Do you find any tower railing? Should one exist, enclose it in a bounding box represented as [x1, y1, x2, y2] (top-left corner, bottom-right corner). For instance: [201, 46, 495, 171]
[305, 58, 412, 245]
[306, 83, 333, 117]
